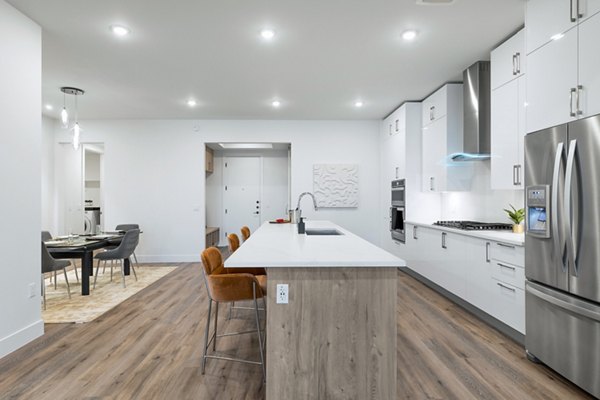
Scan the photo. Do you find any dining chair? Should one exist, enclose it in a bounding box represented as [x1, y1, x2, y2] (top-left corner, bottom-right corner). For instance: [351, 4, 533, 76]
[200, 247, 266, 382]
[42, 231, 79, 285]
[94, 229, 139, 289]
[104, 224, 141, 272]
[41, 242, 72, 309]
[240, 226, 251, 242]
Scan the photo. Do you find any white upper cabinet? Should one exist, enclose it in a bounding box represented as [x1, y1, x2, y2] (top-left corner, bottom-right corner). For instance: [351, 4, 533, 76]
[491, 76, 526, 189]
[526, 1, 600, 133]
[578, 13, 600, 119]
[421, 84, 471, 192]
[526, 0, 576, 54]
[421, 86, 448, 127]
[491, 29, 526, 90]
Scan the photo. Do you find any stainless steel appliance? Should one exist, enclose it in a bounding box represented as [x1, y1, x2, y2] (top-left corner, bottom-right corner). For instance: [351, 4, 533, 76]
[84, 207, 101, 234]
[433, 220, 512, 230]
[524, 113, 600, 398]
[390, 179, 405, 243]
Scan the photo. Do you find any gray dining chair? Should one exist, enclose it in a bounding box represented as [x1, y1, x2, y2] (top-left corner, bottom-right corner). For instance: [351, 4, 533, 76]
[41, 242, 72, 309]
[42, 231, 79, 286]
[104, 224, 141, 270]
[94, 229, 140, 289]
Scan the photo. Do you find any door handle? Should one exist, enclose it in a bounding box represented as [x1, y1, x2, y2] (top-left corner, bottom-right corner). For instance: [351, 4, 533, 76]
[565, 139, 578, 276]
[516, 52, 521, 74]
[513, 165, 518, 185]
[413, 225, 418, 240]
[430, 176, 435, 191]
[497, 242, 515, 249]
[430, 106, 435, 120]
[576, 85, 583, 116]
[441, 232, 447, 249]
[516, 165, 522, 186]
[497, 282, 516, 292]
[497, 262, 516, 271]
[570, 0, 577, 22]
[577, 0, 583, 18]
[512, 54, 517, 75]
[527, 282, 600, 323]
[570, 88, 577, 117]
[551, 142, 567, 273]
[486, 242, 490, 263]
[395, 119, 399, 132]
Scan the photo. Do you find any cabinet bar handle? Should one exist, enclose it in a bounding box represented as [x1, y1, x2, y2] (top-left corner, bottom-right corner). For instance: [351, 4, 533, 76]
[497, 262, 516, 271]
[516, 52, 521, 74]
[413, 226, 418, 240]
[441, 232, 447, 249]
[430, 176, 435, 191]
[497, 242, 515, 249]
[497, 282, 517, 292]
[570, 88, 577, 117]
[570, 0, 577, 22]
[577, 85, 583, 116]
[430, 106, 435, 121]
[578, 0, 583, 18]
[512, 54, 517, 75]
[486, 242, 490, 263]
[513, 165, 517, 185]
[395, 119, 399, 132]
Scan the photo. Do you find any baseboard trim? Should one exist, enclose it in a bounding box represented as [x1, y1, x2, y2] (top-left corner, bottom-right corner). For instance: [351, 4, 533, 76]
[0, 319, 44, 359]
[136, 255, 200, 263]
[399, 267, 525, 346]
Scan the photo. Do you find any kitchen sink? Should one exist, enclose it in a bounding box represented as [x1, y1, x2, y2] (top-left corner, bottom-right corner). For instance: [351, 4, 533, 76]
[305, 229, 344, 236]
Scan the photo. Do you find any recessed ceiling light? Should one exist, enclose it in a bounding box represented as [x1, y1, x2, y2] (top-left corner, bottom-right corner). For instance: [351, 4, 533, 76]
[551, 33, 564, 41]
[260, 29, 276, 40]
[44, 104, 53, 110]
[354, 101, 364, 108]
[271, 100, 281, 108]
[402, 30, 418, 41]
[110, 24, 131, 37]
[219, 143, 274, 149]
[187, 99, 197, 107]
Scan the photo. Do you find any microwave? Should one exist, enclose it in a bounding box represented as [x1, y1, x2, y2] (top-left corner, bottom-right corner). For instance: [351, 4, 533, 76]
[390, 179, 405, 243]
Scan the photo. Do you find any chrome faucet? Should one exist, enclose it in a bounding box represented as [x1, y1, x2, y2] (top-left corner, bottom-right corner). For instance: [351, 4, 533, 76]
[296, 192, 318, 213]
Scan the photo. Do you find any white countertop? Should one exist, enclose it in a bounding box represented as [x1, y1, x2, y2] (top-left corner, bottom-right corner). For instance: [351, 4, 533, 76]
[406, 221, 524, 246]
[225, 220, 406, 268]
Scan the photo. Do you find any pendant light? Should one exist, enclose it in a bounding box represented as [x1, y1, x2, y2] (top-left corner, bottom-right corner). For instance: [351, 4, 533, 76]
[60, 87, 85, 150]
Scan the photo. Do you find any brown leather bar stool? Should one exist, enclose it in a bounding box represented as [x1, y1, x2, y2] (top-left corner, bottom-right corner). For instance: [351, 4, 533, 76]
[240, 226, 251, 242]
[200, 247, 266, 382]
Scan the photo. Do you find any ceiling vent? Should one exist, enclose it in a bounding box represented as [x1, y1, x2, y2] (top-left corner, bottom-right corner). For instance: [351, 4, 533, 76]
[416, 0, 455, 5]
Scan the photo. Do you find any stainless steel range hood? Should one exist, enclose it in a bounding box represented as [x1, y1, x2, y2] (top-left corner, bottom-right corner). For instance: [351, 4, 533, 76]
[451, 61, 491, 161]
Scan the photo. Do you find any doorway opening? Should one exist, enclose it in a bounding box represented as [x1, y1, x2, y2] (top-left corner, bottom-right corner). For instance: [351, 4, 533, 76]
[204, 143, 291, 247]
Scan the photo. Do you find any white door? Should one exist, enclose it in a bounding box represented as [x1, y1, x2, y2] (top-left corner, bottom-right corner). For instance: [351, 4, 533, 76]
[223, 157, 261, 239]
[422, 117, 447, 192]
[526, 0, 577, 54]
[55, 144, 84, 235]
[491, 29, 525, 90]
[491, 78, 520, 189]
[526, 29, 578, 133]
[578, 12, 600, 118]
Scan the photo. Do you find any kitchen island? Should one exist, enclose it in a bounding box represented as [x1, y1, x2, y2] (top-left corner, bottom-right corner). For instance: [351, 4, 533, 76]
[225, 220, 405, 399]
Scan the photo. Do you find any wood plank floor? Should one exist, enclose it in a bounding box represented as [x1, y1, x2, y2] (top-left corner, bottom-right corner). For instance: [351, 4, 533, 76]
[0, 263, 593, 399]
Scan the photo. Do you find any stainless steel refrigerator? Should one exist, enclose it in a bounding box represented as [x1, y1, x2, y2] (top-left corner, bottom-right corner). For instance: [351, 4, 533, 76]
[524, 113, 600, 398]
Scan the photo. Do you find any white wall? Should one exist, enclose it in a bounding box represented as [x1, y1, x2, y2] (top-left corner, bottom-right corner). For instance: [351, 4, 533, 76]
[0, 0, 43, 358]
[52, 120, 380, 262]
[440, 161, 524, 222]
[41, 116, 57, 233]
[206, 149, 289, 246]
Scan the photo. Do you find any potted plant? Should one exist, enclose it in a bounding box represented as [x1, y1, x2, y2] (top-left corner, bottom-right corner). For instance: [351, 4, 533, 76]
[504, 204, 525, 233]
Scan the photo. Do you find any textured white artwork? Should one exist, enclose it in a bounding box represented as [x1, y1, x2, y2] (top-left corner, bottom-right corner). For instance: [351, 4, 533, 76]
[313, 164, 359, 208]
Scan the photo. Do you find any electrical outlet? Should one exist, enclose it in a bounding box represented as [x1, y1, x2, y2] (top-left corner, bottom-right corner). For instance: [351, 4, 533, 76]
[276, 283, 289, 304]
[28, 282, 36, 298]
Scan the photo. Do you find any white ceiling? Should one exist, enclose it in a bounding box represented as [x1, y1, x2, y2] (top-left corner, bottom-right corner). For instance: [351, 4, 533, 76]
[8, 0, 524, 120]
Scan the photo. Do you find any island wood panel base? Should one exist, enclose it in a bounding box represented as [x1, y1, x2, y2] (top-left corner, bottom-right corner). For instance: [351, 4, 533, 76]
[265, 267, 397, 400]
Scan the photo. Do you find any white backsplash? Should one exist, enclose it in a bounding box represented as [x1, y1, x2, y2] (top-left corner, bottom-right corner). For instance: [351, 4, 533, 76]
[440, 161, 524, 223]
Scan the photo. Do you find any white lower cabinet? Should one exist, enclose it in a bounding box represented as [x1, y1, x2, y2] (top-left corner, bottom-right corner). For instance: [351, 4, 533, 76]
[405, 225, 525, 334]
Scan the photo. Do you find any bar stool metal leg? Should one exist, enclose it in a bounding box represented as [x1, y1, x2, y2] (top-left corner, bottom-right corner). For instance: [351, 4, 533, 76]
[201, 299, 213, 374]
[213, 302, 219, 351]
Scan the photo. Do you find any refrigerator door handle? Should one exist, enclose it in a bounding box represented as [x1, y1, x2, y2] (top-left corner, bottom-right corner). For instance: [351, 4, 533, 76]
[551, 142, 566, 272]
[565, 139, 578, 276]
[527, 283, 600, 323]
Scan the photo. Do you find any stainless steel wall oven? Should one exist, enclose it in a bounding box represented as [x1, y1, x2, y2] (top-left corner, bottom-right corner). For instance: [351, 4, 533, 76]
[390, 179, 405, 243]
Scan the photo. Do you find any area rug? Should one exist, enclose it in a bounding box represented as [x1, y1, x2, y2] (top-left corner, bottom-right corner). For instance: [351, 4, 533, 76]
[42, 265, 177, 324]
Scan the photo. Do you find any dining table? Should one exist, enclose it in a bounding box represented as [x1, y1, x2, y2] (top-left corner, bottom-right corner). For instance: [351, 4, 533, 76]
[45, 233, 130, 295]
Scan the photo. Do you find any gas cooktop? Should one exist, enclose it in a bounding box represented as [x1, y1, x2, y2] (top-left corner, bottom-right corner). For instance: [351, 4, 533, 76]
[433, 220, 513, 231]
